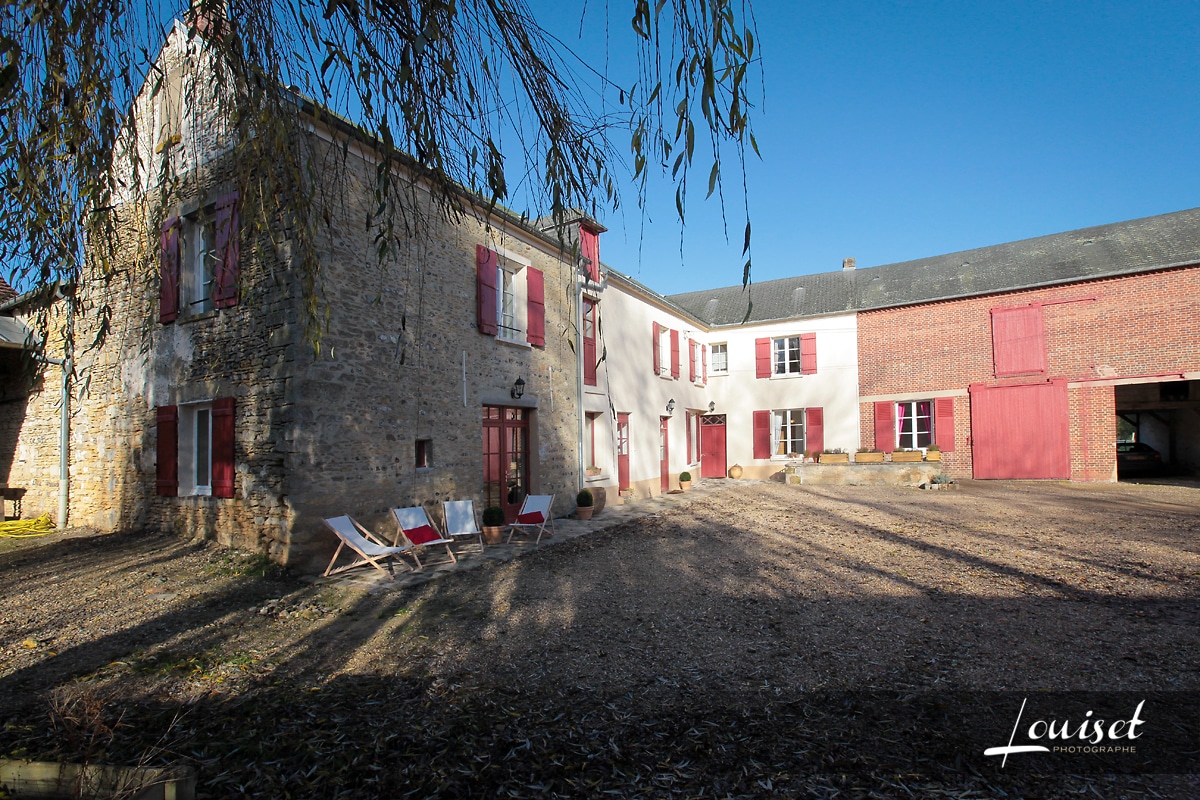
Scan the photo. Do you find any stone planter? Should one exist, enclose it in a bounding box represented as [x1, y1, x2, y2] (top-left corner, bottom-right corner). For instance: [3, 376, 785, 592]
[818, 453, 849, 464]
[575, 506, 594, 521]
[855, 452, 885, 463]
[891, 451, 924, 462]
[482, 525, 504, 545]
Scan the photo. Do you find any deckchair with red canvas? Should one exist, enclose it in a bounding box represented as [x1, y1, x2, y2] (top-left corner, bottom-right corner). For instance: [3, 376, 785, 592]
[322, 515, 416, 579]
[504, 494, 556, 546]
[392, 505, 457, 567]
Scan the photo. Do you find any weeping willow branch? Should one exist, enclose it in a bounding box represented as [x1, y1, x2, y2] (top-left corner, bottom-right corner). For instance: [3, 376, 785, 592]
[1, 0, 759, 355]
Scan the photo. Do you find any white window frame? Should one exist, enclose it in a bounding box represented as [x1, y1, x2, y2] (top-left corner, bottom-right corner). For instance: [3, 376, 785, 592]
[771, 408, 806, 458]
[772, 336, 802, 376]
[658, 326, 671, 378]
[178, 401, 214, 496]
[182, 209, 218, 315]
[492, 246, 530, 344]
[692, 341, 704, 384]
[896, 400, 934, 451]
[710, 342, 728, 375]
[686, 410, 701, 464]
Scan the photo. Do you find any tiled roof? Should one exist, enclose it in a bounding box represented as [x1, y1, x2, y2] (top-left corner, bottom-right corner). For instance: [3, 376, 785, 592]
[668, 207, 1200, 326]
[0, 276, 16, 304]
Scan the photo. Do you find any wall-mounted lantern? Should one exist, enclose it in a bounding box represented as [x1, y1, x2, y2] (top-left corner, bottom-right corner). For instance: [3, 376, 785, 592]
[511, 377, 525, 400]
[708, 401, 716, 413]
[666, 398, 676, 414]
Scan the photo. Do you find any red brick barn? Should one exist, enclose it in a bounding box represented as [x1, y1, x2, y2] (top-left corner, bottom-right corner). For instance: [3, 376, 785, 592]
[856, 208, 1200, 481]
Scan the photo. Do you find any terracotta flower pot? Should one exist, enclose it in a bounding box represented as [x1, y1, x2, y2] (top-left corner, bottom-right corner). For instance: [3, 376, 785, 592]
[576, 506, 594, 520]
[482, 525, 504, 545]
[728, 464, 743, 479]
[679, 480, 692, 491]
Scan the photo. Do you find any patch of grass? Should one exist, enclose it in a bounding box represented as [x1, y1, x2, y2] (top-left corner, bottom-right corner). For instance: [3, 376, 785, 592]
[205, 552, 287, 580]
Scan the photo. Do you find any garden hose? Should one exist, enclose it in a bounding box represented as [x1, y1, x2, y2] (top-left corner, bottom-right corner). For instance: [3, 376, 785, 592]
[0, 513, 55, 537]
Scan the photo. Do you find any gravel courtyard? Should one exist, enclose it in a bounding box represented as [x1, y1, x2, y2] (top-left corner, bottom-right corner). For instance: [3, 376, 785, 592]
[2, 480, 1198, 797]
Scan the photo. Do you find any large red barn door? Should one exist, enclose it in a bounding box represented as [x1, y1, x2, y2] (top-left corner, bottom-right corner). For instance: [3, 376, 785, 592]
[970, 381, 1070, 479]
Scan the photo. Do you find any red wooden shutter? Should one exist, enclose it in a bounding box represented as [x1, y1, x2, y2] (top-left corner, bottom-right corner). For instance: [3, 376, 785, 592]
[800, 332, 817, 374]
[652, 322, 661, 374]
[160, 217, 180, 323]
[688, 338, 696, 382]
[702, 345, 707, 384]
[670, 329, 680, 379]
[934, 397, 956, 452]
[755, 337, 771, 379]
[581, 227, 600, 283]
[212, 397, 236, 498]
[753, 410, 772, 459]
[583, 298, 597, 386]
[156, 405, 178, 496]
[213, 192, 240, 308]
[526, 267, 545, 346]
[991, 305, 1046, 376]
[476, 246, 499, 335]
[805, 407, 824, 454]
[874, 401, 896, 453]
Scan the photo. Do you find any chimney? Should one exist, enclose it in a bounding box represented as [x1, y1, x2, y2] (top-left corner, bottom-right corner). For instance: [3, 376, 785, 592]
[842, 257, 856, 271]
[187, 0, 230, 41]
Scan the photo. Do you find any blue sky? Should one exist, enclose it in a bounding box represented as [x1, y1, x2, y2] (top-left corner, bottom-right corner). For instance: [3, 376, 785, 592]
[522, 0, 1200, 297]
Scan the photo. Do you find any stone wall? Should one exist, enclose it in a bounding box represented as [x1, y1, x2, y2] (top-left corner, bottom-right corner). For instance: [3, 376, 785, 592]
[283, 131, 582, 571]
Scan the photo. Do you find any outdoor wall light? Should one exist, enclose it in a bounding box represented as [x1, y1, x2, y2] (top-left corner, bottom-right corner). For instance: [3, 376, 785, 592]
[708, 401, 716, 413]
[666, 398, 676, 414]
[511, 377, 525, 400]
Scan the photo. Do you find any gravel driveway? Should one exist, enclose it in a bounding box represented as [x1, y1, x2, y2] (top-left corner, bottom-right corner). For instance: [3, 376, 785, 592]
[2, 480, 1197, 797]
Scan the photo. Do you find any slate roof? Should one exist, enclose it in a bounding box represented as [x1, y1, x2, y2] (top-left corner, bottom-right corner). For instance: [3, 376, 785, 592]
[667, 207, 1200, 327]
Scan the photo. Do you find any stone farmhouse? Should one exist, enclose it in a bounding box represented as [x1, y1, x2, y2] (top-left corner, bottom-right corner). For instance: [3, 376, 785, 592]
[3, 12, 1199, 569]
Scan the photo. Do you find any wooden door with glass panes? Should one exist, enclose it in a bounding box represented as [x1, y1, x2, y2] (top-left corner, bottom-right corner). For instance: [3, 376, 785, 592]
[483, 406, 529, 523]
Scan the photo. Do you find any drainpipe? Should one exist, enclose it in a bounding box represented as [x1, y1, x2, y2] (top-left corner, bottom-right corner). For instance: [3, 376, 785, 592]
[575, 258, 586, 494]
[32, 350, 69, 529]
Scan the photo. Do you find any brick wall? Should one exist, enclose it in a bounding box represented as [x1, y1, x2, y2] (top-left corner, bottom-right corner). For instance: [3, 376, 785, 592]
[858, 265, 1200, 480]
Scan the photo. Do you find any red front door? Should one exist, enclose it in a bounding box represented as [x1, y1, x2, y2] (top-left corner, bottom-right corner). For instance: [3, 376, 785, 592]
[700, 414, 727, 479]
[616, 413, 631, 490]
[483, 406, 530, 523]
[660, 416, 671, 493]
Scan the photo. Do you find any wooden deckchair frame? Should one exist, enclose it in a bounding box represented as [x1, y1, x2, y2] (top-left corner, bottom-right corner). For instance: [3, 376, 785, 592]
[323, 515, 415, 579]
[504, 494, 556, 546]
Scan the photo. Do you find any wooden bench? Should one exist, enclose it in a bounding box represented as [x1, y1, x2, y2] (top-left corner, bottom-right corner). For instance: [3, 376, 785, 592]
[0, 486, 26, 520]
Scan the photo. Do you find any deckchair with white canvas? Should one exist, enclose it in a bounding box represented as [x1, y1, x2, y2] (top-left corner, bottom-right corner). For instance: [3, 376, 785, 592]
[504, 494, 556, 546]
[442, 500, 485, 552]
[322, 515, 415, 579]
[392, 506, 457, 567]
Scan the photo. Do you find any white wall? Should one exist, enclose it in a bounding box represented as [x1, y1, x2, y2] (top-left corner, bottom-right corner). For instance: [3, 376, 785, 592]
[706, 314, 860, 477]
[587, 273, 860, 493]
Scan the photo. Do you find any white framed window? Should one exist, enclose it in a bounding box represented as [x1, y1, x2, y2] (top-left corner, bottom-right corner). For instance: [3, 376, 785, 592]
[773, 336, 802, 375]
[686, 410, 701, 463]
[496, 262, 526, 342]
[658, 326, 671, 377]
[710, 343, 728, 375]
[772, 408, 806, 457]
[896, 401, 933, 450]
[183, 211, 218, 315]
[178, 401, 213, 496]
[585, 412, 604, 472]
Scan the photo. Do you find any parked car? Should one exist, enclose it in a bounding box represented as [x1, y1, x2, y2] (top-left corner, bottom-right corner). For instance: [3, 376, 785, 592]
[1117, 441, 1163, 476]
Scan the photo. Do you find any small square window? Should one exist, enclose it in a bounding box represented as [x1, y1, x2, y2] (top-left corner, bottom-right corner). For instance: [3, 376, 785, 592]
[416, 439, 433, 469]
